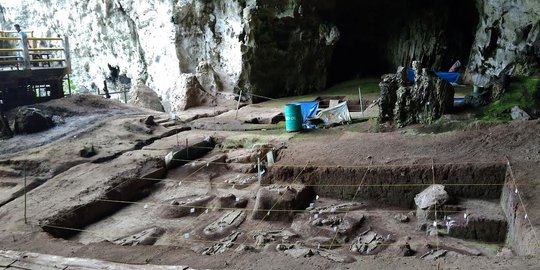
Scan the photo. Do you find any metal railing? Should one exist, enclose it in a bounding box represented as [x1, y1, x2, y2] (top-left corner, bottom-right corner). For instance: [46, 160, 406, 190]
[0, 33, 71, 71]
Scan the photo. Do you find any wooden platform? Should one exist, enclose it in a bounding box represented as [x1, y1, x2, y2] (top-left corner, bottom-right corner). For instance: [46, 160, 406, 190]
[0, 32, 71, 110]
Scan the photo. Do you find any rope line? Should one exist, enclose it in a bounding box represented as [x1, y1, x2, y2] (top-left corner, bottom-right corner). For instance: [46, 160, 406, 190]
[240, 162, 310, 246]
[328, 163, 371, 250]
[505, 157, 540, 249]
[170, 158, 506, 169]
[136, 176, 518, 187]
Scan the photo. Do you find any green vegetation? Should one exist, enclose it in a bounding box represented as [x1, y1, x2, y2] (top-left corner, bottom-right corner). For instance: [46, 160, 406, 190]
[63, 78, 77, 95]
[482, 76, 539, 122]
[259, 78, 381, 108]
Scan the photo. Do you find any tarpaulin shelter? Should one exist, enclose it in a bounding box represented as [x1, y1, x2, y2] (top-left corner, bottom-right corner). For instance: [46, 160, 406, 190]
[290, 101, 319, 123]
[316, 102, 351, 125]
[406, 69, 461, 84]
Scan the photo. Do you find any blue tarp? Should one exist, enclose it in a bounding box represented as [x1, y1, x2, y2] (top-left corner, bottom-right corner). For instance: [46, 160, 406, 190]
[290, 101, 319, 122]
[406, 69, 461, 84]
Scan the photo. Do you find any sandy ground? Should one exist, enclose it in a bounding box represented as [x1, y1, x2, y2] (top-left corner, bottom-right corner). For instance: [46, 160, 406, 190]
[0, 96, 539, 269]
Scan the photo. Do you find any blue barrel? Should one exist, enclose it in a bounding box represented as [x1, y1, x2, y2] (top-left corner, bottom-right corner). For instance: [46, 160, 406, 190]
[284, 104, 303, 132]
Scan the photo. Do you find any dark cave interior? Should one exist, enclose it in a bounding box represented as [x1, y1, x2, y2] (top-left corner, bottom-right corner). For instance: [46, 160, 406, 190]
[321, 0, 479, 86]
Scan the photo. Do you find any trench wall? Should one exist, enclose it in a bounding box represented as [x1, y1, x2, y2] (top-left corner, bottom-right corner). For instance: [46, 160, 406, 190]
[266, 163, 507, 209]
[500, 167, 539, 256]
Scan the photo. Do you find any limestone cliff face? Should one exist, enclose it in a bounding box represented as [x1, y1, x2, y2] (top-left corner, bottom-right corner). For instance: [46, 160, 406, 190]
[468, 0, 540, 87]
[0, 0, 538, 110]
[0, 0, 337, 110]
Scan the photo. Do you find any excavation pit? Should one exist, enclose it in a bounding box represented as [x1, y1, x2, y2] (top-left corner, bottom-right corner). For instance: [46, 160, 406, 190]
[264, 161, 533, 255]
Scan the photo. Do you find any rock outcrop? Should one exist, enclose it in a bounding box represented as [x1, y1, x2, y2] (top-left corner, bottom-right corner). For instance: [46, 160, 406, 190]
[468, 0, 540, 87]
[379, 63, 455, 127]
[128, 84, 165, 112]
[13, 107, 54, 134]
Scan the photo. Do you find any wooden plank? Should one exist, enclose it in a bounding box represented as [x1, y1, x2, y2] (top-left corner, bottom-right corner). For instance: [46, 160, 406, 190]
[30, 58, 65, 62]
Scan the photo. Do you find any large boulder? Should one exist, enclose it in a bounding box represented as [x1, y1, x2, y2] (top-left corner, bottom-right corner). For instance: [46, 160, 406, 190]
[379, 62, 455, 127]
[13, 108, 54, 134]
[128, 84, 165, 112]
[414, 184, 449, 210]
[168, 74, 213, 111]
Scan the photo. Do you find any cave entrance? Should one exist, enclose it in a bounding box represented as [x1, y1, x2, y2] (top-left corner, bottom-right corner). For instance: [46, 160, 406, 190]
[323, 0, 479, 86]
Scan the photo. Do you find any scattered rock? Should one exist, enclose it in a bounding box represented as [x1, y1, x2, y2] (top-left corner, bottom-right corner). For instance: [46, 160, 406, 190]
[158, 195, 215, 219]
[202, 231, 242, 255]
[253, 230, 298, 247]
[112, 227, 165, 246]
[284, 247, 314, 258]
[304, 236, 333, 249]
[350, 230, 387, 254]
[235, 245, 256, 253]
[511, 106, 531, 120]
[421, 249, 447, 260]
[79, 144, 97, 158]
[394, 213, 409, 223]
[276, 243, 294, 251]
[128, 84, 165, 112]
[318, 250, 355, 263]
[309, 203, 364, 215]
[203, 210, 246, 238]
[13, 107, 54, 134]
[223, 175, 258, 189]
[496, 247, 513, 257]
[251, 184, 315, 221]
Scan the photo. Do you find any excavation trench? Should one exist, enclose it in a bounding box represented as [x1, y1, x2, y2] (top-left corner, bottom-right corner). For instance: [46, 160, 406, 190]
[266, 162, 536, 255]
[41, 139, 215, 239]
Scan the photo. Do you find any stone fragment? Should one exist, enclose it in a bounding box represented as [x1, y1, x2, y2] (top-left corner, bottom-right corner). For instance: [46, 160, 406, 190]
[421, 249, 447, 260]
[13, 107, 54, 134]
[202, 231, 242, 255]
[79, 144, 97, 158]
[203, 210, 246, 238]
[284, 247, 314, 258]
[511, 106, 531, 120]
[318, 250, 355, 263]
[128, 84, 165, 112]
[112, 227, 165, 246]
[158, 195, 215, 218]
[394, 213, 409, 223]
[350, 230, 386, 254]
[144, 115, 157, 126]
[414, 185, 448, 210]
[252, 230, 298, 247]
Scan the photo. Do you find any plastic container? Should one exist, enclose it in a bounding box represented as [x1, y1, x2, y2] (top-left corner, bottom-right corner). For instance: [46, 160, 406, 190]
[284, 103, 302, 132]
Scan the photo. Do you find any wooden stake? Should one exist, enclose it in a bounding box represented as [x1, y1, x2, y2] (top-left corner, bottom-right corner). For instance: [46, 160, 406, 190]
[23, 166, 27, 224]
[185, 138, 189, 159]
[358, 87, 364, 117]
[235, 89, 243, 120]
[257, 157, 261, 185]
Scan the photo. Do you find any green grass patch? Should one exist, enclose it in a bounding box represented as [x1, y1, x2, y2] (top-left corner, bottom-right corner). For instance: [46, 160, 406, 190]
[482, 76, 540, 122]
[259, 78, 381, 109]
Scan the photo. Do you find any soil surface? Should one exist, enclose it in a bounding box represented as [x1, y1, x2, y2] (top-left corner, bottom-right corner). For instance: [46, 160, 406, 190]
[0, 96, 539, 269]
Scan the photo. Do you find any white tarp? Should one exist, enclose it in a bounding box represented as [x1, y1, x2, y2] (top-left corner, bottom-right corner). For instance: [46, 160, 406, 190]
[316, 102, 352, 125]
